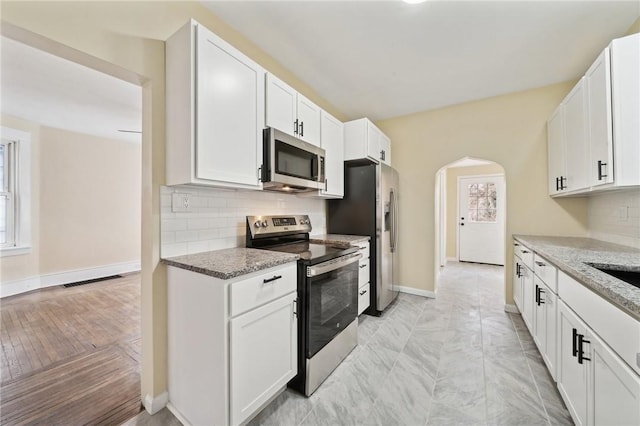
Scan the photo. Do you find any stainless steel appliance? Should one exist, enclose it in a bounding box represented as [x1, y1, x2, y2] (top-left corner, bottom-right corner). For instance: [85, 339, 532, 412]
[261, 127, 326, 192]
[246, 214, 361, 396]
[328, 160, 400, 315]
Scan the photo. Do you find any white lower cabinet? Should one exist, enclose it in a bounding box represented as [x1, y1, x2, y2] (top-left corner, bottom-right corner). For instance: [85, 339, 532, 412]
[558, 300, 589, 426]
[590, 330, 640, 426]
[534, 277, 557, 379]
[521, 263, 535, 331]
[167, 262, 298, 426]
[558, 299, 640, 426]
[230, 291, 297, 424]
[513, 258, 523, 312]
[356, 242, 370, 315]
[513, 240, 640, 426]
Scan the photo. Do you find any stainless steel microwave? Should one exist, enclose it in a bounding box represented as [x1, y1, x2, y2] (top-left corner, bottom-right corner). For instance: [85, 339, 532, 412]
[262, 127, 325, 192]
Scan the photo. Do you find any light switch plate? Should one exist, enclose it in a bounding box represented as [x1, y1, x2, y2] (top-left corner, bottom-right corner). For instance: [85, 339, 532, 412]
[172, 193, 192, 212]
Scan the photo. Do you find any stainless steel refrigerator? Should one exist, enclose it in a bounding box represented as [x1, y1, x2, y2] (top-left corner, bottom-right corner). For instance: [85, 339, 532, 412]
[327, 160, 399, 315]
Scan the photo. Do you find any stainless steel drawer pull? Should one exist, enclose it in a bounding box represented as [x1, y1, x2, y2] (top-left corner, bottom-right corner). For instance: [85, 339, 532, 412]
[263, 275, 282, 284]
[535, 261, 546, 267]
[522, 250, 530, 254]
[359, 289, 368, 296]
[359, 264, 367, 269]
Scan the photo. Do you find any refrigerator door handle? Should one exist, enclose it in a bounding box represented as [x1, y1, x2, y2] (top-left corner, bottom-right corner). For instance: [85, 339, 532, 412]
[390, 188, 396, 253]
[394, 187, 399, 251]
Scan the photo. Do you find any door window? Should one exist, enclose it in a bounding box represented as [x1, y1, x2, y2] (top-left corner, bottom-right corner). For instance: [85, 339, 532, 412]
[467, 182, 497, 222]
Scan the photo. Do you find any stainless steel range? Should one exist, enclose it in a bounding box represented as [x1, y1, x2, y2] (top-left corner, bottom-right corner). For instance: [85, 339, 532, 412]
[246, 214, 361, 396]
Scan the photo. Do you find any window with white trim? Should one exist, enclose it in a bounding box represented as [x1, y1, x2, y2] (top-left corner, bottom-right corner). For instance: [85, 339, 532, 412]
[0, 140, 15, 246]
[0, 127, 31, 256]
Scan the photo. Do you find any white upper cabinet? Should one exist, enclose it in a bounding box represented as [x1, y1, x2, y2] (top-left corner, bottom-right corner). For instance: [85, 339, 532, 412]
[319, 110, 344, 198]
[547, 105, 566, 195]
[344, 118, 392, 164]
[586, 48, 614, 188]
[166, 20, 265, 189]
[547, 33, 640, 197]
[563, 78, 590, 193]
[609, 33, 640, 189]
[380, 133, 391, 165]
[265, 73, 321, 147]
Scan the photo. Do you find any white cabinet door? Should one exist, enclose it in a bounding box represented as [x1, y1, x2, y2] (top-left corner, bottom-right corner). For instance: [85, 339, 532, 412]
[521, 264, 535, 331]
[543, 287, 557, 380]
[534, 278, 547, 354]
[265, 73, 297, 137]
[586, 48, 614, 188]
[513, 258, 523, 312]
[380, 133, 391, 165]
[366, 120, 381, 160]
[320, 111, 344, 198]
[563, 78, 590, 193]
[590, 330, 640, 426]
[297, 94, 321, 147]
[358, 283, 370, 315]
[547, 105, 566, 195]
[558, 300, 589, 426]
[195, 24, 264, 187]
[230, 292, 297, 426]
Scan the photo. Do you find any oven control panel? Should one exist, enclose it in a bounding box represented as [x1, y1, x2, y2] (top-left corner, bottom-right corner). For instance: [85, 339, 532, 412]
[246, 215, 312, 238]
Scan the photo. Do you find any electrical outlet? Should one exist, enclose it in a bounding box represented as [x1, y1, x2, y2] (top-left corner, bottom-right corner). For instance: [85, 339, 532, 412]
[618, 206, 629, 222]
[172, 193, 192, 212]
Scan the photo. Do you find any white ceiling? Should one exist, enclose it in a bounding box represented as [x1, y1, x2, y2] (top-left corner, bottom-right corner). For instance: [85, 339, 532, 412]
[203, 0, 640, 121]
[1, 36, 142, 143]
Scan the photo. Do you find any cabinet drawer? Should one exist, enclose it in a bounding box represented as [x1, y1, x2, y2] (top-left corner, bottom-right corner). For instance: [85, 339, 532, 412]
[358, 283, 370, 315]
[354, 241, 370, 258]
[534, 254, 558, 293]
[513, 241, 534, 269]
[558, 271, 640, 375]
[358, 258, 370, 286]
[230, 263, 297, 317]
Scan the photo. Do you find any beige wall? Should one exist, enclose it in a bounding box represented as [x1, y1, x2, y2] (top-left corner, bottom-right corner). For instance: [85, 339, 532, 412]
[377, 82, 590, 305]
[0, 116, 141, 280]
[0, 115, 41, 282]
[39, 126, 141, 274]
[0, 0, 347, 404]
[445, 164, 504, 259]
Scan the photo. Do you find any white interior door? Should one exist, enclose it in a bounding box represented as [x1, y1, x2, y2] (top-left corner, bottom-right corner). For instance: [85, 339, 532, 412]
[458, 175, 505, 265]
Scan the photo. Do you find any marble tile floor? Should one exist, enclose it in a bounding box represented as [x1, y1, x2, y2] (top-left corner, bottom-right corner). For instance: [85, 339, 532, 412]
[123, 261, 573, 426]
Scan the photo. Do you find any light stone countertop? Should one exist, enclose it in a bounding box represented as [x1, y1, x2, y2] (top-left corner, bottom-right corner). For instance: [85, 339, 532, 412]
[309, 234, 371, 246]
[513, 235, 640, 319]
[162, 248, 299, 280]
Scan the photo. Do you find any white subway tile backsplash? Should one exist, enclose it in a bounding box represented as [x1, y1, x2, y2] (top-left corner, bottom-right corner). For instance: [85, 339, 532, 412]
[588, 189, 640, 249]
[160, 186, 327, 257]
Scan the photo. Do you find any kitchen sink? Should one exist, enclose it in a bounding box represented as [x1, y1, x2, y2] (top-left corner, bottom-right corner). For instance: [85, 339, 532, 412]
[591, 266, 640, 289]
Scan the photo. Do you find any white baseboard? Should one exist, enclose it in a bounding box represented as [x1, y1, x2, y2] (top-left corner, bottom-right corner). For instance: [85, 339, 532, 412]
[0, 260, 141, 298]
[446, 257, 458, 263]
[166, 402, 191, 425]
[504, 304, 519, 314]
[144, 391, 169, 415]
[396, 285, 436, 299]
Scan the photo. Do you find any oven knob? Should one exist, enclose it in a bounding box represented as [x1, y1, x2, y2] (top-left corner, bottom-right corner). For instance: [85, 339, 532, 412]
[254, 221, 262, 228]
[261, 220, 269, 228]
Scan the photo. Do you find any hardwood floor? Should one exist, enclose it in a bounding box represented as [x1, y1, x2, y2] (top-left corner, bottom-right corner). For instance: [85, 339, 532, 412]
[0, 273, 142, 425]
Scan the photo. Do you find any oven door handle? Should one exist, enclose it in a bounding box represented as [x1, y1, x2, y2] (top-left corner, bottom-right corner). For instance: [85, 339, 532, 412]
[306, 253, 363, 277]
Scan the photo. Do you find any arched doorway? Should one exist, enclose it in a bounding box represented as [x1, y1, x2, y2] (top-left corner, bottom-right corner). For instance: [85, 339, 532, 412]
[434, 157, 507, 307]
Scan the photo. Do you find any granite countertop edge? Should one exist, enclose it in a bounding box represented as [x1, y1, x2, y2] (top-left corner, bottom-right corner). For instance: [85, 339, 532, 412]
[309, 234, 371, 246]
[513, 235, 640, 320]
[162, 248, 299, 280]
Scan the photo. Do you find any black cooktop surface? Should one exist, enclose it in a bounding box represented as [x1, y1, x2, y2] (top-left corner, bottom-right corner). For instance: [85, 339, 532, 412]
[262, 241, 356, 264]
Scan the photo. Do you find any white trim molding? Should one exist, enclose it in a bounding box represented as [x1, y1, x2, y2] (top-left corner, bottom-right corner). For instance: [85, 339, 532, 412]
[144, 391, 169, 415]
[446, 257, 458, 263]
[504, 304, 519, 314]
[396, 285, 436, 299]
[0, 260, 141, 298]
